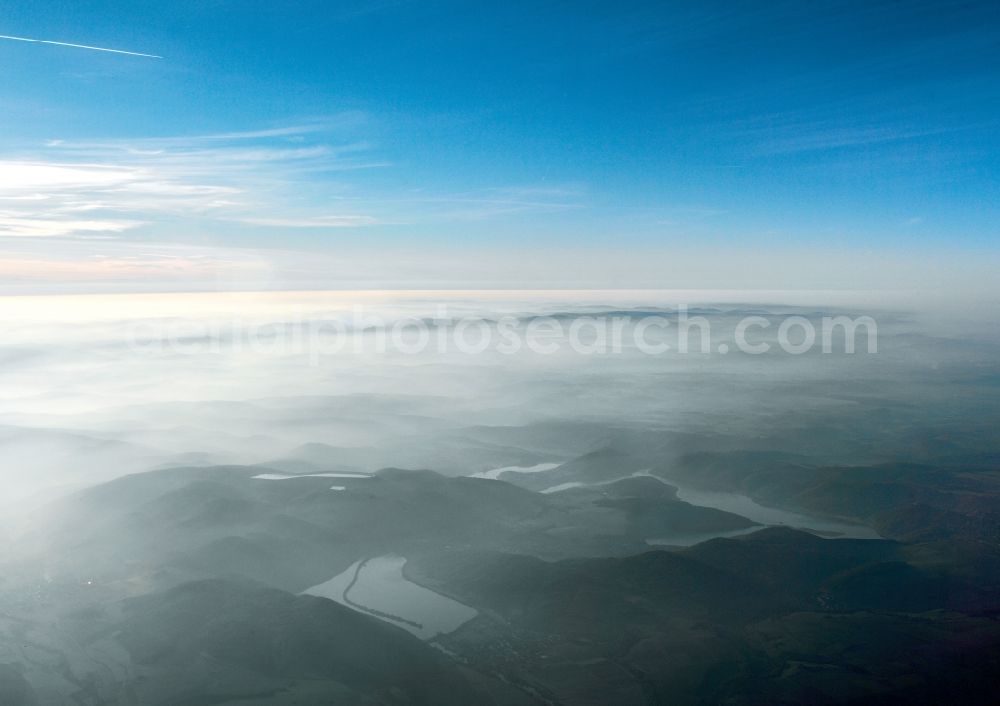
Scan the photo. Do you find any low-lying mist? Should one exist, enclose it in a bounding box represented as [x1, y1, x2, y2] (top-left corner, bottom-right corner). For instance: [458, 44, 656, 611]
[1, 290, 997, 509]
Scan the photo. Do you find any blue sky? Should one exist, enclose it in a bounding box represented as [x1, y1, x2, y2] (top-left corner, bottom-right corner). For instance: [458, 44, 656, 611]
[0, 0, 998, 291]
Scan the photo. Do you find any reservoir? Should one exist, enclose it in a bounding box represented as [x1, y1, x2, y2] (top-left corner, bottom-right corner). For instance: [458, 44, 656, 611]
[302, 555, 478, 640]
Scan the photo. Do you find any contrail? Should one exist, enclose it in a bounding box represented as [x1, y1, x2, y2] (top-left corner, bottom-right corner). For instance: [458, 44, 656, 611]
[0, 34, 162, 59]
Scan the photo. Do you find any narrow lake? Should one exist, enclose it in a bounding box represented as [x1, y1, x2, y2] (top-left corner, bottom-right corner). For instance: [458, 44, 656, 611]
[535, 471, 881, 543]
[252, 472, 372, 480]
[669, 484, 882, 540]
[470, 463, 560, 480]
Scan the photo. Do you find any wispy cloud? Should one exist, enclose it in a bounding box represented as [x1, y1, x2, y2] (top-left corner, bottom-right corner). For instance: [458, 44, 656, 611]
[747, 122, 992, 156]
[715, 102, 997, 158]
[0, 215, 141, 238]
[0, 119, 585, 240]
[0, 119, 384, 238]
[233, 215, 379, 228]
